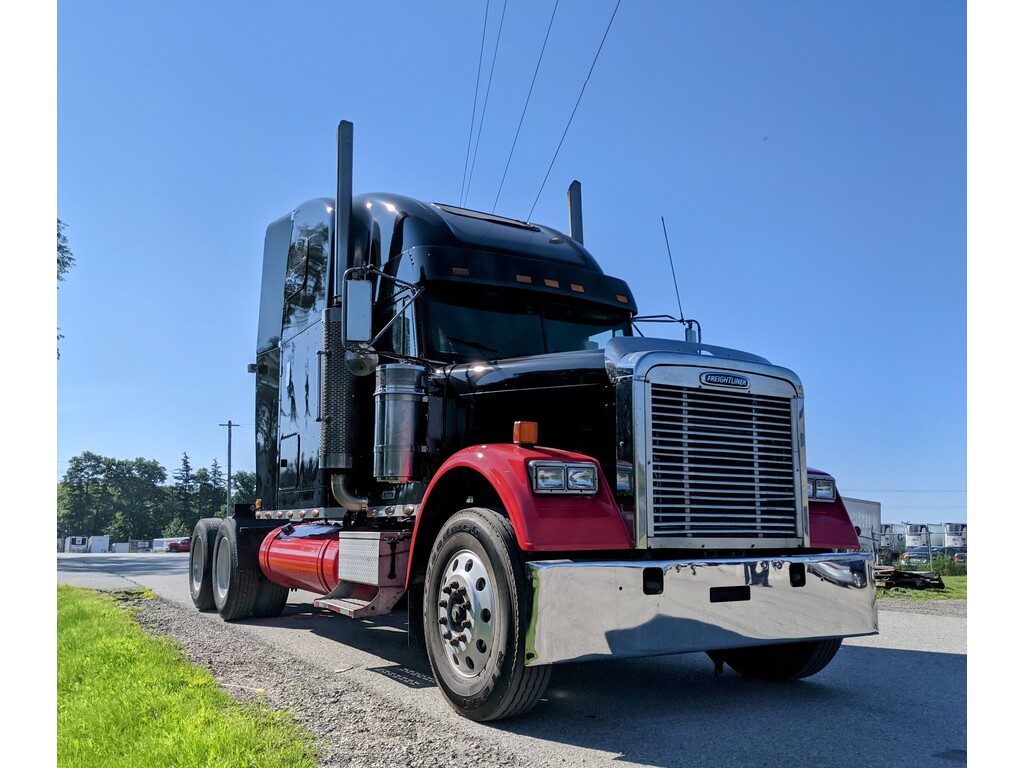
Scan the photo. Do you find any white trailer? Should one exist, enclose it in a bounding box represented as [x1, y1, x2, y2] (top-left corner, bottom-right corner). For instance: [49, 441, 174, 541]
[88, 535, 110, 553]
[843, 497, 882, 553]
[879, 523, 907, 553]
[905, 523, 944, 548]
[64, 536, 88, 553]
[943, 523, 967, 548]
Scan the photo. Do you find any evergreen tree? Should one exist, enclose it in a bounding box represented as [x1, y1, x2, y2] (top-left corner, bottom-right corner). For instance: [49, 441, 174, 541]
[172, 452, 196, 527]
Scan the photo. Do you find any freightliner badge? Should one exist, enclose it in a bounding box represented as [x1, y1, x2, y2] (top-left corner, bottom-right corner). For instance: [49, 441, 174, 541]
[700, 372, 750, 388]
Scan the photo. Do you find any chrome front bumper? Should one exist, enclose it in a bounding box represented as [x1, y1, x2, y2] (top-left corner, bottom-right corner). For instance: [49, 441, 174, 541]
[524, 552, 877, 666]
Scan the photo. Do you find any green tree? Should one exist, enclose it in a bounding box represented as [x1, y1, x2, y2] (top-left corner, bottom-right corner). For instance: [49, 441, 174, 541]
[194, 460, 227, 522]
[104, 457, 168, 538]
[172, 453, 196, 526]
[57, 218, 76, 358]
[58, 452, 167, 540]
[230, 470, 257, 508]
[58, 452, 110, 538]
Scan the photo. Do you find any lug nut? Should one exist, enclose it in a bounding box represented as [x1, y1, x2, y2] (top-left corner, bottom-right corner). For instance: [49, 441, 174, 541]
[438, 617, 448, 625]
[438, 599, 448, 609]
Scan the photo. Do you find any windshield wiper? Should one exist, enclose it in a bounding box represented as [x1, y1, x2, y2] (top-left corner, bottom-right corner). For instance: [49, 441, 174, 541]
[448, 336, 500, 356]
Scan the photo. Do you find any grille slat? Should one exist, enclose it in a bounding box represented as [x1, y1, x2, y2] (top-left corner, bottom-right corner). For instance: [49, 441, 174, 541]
[647, 381, 799, 539]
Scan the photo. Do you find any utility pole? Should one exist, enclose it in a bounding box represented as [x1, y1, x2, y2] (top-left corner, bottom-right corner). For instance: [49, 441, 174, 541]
[220, 420, 241, 516]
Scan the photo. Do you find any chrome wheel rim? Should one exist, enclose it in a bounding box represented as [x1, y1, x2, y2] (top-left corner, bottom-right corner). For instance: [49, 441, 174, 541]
[189, 538, 204, 592]
[214, 536, 231, 604]
[434, 548, 497, 679]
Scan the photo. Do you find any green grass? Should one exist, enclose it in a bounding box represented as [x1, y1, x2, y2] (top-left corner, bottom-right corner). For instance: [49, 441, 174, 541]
[877, 574, 967, 601]
[57, 586, 319, 768]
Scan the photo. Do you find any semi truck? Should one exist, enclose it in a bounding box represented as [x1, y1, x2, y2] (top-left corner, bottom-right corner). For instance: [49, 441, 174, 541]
[188, 120, 877, 721]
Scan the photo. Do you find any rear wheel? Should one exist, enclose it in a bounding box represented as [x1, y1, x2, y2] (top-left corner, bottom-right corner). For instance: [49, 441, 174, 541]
[714, 638, 843, 681]
[423, 507, 551, 722]
[212, 518, 259, 621]
[252, 578, 290, 618]
[189, 518, 222, 611]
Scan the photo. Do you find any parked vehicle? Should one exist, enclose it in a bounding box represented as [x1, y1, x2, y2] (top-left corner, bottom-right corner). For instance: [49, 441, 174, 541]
[167, 538, 191, 553]
[900, 546, 965, 568]
[187, 119, 877, 721]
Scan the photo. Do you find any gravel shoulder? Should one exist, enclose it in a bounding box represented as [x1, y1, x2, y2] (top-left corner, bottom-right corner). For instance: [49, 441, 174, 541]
[127, 594, 526, 768]
[876, 597, 966, 619]
[121, 592, 966, 767]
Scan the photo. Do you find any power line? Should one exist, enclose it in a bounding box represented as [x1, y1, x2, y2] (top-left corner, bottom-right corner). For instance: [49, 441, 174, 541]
[527, 0, 622, 221]
[882, 505, 967, 510]
[460, 0, 490, 207]
[491, 0, 560, 214]
[844, 489, 966, 493]
[464, 0, 509, 208]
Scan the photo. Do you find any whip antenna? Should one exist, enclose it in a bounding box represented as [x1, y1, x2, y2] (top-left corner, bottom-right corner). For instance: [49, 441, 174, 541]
[661, 217, 684, 320]
[661, 216, 699, 344]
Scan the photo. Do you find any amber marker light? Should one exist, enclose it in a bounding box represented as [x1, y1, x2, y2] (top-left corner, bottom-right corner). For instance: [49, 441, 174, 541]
[616, 294, 630, 303]
[514, 421, 539, 447]
[452, 267, 470, 276]
[544, 279, 559, 288]
[516, 274, 533, 283]
[570, 284, 585, 293]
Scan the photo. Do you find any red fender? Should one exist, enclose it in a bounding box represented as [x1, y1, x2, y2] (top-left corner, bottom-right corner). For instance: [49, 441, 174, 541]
[406, 444, 633, 586]
[808, 468, 861, 549]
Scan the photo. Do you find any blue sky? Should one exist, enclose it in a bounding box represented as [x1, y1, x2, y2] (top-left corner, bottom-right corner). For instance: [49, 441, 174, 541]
[51, 0, 968, 525]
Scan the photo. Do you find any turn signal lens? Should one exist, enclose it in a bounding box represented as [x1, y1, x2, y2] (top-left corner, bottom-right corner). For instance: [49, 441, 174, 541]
[513, 421, 538, 446]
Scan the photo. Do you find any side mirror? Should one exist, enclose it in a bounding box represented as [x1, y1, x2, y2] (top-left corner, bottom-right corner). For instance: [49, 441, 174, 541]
[343, 279, 373, 343]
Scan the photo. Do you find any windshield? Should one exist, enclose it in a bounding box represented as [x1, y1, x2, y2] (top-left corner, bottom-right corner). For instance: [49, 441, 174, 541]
[421, 284, 632, 362]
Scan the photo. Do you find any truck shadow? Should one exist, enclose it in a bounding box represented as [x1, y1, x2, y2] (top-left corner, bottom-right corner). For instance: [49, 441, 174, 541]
[263, 596, 965, 768]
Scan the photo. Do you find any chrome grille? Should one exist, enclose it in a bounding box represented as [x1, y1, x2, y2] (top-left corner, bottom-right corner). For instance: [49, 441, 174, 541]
[648, 383, 799, 538]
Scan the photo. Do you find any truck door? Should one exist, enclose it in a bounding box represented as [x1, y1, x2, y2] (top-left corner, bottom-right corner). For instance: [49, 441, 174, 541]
[278, 343, 319, 502]
[276, 211, 330, 508]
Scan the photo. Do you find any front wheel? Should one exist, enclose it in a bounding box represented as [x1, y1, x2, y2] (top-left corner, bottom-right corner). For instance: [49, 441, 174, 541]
[423, 507, 551, 722]
[713, 638, 843, 681]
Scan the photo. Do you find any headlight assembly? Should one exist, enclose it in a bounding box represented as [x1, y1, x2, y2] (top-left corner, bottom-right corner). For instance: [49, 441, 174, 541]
[807, 476, 836, 502]
[529, 461, 599, 495]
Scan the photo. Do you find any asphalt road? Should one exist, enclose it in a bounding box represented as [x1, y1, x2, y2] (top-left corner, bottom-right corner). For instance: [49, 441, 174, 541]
[58, 553, 968, 767]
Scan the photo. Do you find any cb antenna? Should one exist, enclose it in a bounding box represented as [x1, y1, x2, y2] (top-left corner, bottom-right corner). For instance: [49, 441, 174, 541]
[661, 216, 700, 344]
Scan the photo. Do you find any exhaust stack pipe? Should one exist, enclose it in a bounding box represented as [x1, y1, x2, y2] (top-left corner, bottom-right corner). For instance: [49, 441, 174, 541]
[567, 180, 583, 244]
[333, 120, 354, 304]
[320, 121, 366, 515]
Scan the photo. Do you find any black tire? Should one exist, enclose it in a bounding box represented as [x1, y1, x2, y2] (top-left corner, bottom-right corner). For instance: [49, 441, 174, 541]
[423, 507, 551, 722]
[189, 518, 222, 611]
[716, 638, 843, 682]
[252, 578, 289, 618]
[212, 518, 259, 621]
